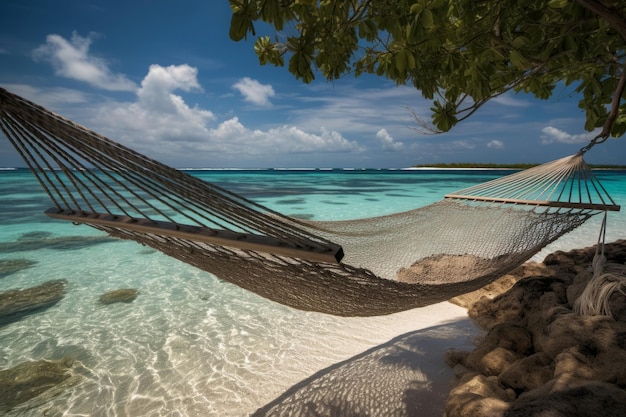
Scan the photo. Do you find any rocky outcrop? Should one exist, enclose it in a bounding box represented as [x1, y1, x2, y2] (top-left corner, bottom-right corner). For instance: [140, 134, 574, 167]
[449, 261, 560, 310]
[0, 279, 66, 324]
[0, 231, 115, 253]
[445, 240, 626, 417]
[0, 357, 78, 413]
[99, 288, 139, 305]
[0, 258, 37, 278]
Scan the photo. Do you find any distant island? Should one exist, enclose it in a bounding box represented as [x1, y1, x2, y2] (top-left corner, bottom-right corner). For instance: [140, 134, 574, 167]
[414, 162, 626, 169]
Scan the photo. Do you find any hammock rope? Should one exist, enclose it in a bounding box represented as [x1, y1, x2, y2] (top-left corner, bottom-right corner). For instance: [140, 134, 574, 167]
[573, 212, 626, 317]
[0, 87, 620, 316]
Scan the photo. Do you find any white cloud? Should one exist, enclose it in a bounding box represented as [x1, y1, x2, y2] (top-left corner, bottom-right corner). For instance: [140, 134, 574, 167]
[232, 77, 275, 106]
[95, 64, 214, 146]
[32, 32, 137, 91]
[492, 95, 532, 107]
[87, 65, 362, 163]
[540, 126, 597, 145]
[441, 140, 476, 150]
[137, 64, 206, 112]
[487, 140, 504, 149]
[376, 129, 405, 151]
[292, 85, 425, 135]
[207, 118, 364, 155]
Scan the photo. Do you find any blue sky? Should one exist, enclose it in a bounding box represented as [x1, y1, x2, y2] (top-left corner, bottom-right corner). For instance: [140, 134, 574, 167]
[1, 0, 624, 168]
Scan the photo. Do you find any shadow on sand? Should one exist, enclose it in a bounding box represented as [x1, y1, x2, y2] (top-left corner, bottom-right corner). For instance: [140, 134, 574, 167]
[254, 318, 479, 417]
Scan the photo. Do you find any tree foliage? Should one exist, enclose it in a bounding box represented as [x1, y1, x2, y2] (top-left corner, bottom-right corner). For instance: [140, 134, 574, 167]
[228, 0, 626, 139]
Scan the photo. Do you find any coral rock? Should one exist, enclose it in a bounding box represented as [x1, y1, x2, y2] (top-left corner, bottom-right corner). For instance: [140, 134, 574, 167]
[98, 288, 139, 305]
[506, 380, 626, 417]
[0, 279, 66, 323]
[499, 352, 554, 392]
[445, 374, 513, 417]
[0, 357, 75, 413]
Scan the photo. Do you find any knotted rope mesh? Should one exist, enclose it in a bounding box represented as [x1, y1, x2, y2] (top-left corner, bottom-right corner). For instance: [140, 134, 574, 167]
[297, 154, 619, 282]
[0, 88, 620, 316]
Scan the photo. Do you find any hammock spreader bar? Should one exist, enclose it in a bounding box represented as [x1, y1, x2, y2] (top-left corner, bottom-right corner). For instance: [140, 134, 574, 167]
[444, 195, 620, 212]
[46, 208, 345, 264]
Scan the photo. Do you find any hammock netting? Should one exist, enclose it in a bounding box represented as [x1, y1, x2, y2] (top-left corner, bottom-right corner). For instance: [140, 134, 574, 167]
[0, 88, 620, 316]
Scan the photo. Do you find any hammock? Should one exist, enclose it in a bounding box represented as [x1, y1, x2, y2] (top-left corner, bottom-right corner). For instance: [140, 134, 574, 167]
[0, 88, 620, 316]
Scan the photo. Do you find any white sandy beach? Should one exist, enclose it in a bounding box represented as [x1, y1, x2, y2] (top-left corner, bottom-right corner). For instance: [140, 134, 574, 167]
[247, 301, 481, 417]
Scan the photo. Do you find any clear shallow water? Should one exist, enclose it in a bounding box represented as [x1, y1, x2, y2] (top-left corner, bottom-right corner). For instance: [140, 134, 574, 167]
[1, 168, 624, 416]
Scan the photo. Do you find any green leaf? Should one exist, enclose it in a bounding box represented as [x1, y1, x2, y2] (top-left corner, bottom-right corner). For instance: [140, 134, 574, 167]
[431, 101, 458, 132]
[288, 51, 314, 83]
[421, 9, 434, 29]
[512, 36, 529, 49]
[406, 50, 416, 70]
[229, 13, 249, 41]
[228, 0, 243, 13]
[548, 0, 568, 9]
[254, 36, 284, 66]
[359, 21, 371, 38]
[410, 3, 423, 14]
[509, 50, 528, 69]
[228, 0, 626, 139]
[395, 50, 407, 73]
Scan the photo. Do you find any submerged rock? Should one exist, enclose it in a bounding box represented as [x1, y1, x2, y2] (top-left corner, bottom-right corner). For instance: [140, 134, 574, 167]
[99, 288, 139, 305]
[0, 279, 66, 324]
[0, 357, 76, 413]
[0, 258, 37, 278]
[18, 231, 53, 240]
[0, 231, 115, 253]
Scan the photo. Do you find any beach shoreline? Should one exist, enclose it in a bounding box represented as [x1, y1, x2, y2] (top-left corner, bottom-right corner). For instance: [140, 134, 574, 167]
[248, 240, 626, 417]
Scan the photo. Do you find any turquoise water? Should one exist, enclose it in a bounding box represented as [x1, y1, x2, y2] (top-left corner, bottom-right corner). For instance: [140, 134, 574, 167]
[1, 168, 624, 416]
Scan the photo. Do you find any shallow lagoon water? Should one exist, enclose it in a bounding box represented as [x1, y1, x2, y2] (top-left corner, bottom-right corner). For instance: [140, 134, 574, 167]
[0, 168, 624, 416]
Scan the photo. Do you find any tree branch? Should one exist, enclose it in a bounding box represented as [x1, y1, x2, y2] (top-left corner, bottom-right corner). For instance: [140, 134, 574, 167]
[575, 0, 626, 40]
[580, 58, 626, 153]
[599, 59, 626, 138]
